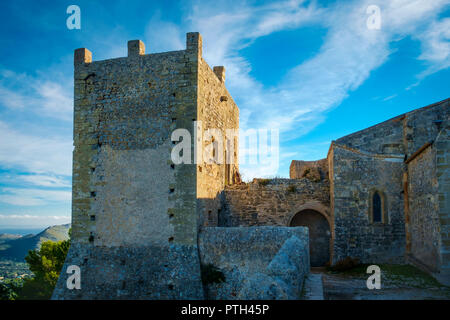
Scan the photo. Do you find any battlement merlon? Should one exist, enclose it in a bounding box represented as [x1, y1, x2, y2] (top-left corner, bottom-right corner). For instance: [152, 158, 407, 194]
[74, 32, 203, 67]
[74, 48, 92, 65]
[186, 32, 202, 56]
[213, 66, 225, 82]
[128, 40, 145, 56]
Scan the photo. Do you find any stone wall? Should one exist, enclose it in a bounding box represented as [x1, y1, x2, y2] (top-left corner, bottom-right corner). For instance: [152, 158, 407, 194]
[54, 34, 205, 299]
[52, 242, 202, 299]
[329, 98, 449, 267]
[407, 145, 440, 271]
[198, 226, 309, 299]
[435, 124, 450, 283]
[290, 159, 328, 180]
[335, 115, 404, 155]
[197, 59, 239, 228]
[219, 178, 330, 227]
[406, 119, 450, 284]
[330, 144, 406, 264]
[335, 99, 450, 158]
[403, 100, 449, 157]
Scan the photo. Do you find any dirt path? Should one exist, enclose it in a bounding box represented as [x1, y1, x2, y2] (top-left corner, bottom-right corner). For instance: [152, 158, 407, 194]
[320, 265, 450, 300]
[303, 272, 324, 300]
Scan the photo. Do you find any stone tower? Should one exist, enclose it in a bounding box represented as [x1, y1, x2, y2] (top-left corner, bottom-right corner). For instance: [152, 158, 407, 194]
[53, 32, 239, 299]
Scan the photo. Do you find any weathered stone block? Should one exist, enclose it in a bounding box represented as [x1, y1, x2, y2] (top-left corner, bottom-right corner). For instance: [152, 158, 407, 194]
[198, 226, 309, 300]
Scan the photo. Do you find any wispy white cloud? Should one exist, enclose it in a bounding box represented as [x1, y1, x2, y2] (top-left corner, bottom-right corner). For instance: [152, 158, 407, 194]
[0, 64, 73, 210]
[144, 13, 185, 53]
[0, 213, 70, 229]
[284, 141, 332, 160]
[383, 94, 398, 101]
[0, 214, 70, 220]
[180, 0, 450, 178]
[0, 121, 72, 176]
[20, 175, 71, 188]
[0, 187, 71, 206]
[416, 17, 450, 78]
[0, 69, 73, 121]
[0, 55, 73, 218]
[0, 173, 71, 189]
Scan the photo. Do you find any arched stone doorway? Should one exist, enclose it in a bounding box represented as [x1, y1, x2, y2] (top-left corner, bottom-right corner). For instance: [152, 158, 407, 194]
[290, 209, 331, 267]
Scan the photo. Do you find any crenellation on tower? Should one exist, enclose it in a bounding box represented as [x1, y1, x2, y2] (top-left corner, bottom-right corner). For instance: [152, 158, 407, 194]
[74, 48, 92, 65]
[213, 66, 225, 82]
[186, 32, 202, 56]
[127, 39, 145, 56]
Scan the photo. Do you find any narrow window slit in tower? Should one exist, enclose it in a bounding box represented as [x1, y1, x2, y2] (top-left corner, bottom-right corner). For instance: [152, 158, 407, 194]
[372, 192, 382, 223]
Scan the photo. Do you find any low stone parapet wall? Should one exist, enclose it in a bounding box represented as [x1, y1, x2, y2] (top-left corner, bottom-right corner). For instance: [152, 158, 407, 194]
[198, 226, 310, 299]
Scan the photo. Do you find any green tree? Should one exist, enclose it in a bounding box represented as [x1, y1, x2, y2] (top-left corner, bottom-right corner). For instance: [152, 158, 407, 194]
[19, 236, 70, 300]
[0, 279, 20, 300]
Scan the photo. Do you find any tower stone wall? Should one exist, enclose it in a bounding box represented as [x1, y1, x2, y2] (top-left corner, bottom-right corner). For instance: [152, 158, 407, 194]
[53, 32, 240, 299]
[197, 57, 239, 227]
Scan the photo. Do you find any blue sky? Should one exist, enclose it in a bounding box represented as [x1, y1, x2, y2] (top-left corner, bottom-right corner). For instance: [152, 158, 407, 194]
[0, 0, 449, 228]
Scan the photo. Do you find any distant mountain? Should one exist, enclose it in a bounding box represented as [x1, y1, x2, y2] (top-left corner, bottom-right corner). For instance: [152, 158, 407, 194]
[0, 234, 22, 252]
[0, 224, 71, 262]
[0, 234, 22, 241]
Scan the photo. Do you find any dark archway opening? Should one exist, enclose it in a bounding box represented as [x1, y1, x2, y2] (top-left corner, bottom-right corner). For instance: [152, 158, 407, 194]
[290, 209, 331, 267]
